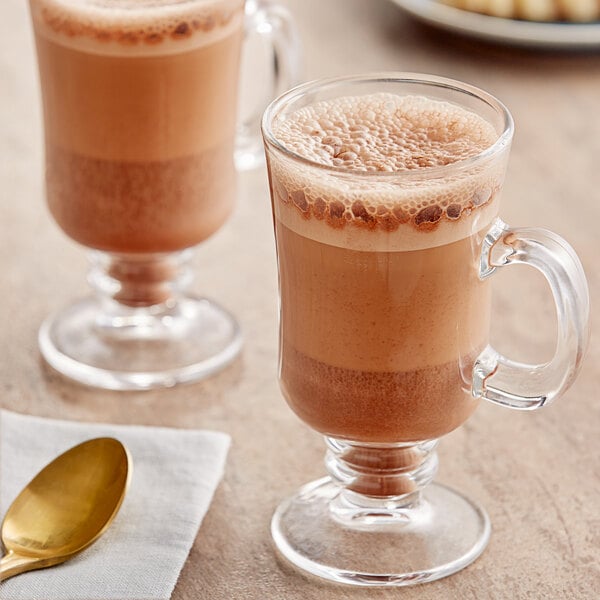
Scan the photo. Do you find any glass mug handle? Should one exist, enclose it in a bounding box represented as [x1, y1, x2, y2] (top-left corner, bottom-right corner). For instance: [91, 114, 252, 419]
[473, 218, 590, 409]
[235, 0, 302, 170]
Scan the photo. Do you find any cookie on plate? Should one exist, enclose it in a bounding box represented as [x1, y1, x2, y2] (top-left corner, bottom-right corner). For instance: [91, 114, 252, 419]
[441, 0, 600, 22]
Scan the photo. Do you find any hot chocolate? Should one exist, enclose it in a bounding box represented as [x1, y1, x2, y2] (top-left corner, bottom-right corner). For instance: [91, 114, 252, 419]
[30, 0, 244, 253]
[269, 93, 504, 443]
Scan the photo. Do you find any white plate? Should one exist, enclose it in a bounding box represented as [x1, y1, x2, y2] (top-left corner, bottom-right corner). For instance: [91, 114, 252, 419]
[390, 0, 600, 49]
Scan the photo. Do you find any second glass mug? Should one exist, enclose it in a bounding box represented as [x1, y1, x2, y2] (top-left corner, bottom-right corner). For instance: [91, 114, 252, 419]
[30, 0, 300, 390]
[262, 74, 590, 586]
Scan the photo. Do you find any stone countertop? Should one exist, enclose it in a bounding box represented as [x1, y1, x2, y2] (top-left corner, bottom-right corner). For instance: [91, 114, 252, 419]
[1, 1, 598, 598]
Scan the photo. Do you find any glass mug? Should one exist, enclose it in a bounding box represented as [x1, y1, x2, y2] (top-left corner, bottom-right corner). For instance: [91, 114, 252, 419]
[30, 0, 300, 390]
[262, 74, 590, 586]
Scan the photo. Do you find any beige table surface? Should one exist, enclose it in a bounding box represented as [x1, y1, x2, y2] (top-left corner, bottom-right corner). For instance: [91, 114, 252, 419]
[1, 1, 599, 598]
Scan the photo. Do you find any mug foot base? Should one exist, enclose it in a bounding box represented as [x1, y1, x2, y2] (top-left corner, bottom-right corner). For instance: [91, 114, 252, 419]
[39, 295, 242, 390]
[271, 477, 490, 587]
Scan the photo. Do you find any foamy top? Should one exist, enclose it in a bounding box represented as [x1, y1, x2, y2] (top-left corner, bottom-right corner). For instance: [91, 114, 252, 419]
[268, 93, 509, 251]
[30, 0, 244, 56]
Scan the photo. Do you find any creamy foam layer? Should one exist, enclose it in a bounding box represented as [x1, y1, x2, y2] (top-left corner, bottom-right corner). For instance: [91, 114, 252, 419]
[30, 0, 244, 56]
[276, 94, 497, 171]
[269, 93, 507, 251]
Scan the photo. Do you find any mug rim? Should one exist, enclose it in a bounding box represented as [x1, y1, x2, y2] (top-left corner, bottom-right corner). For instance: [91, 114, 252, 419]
[261, 72, 515, 180]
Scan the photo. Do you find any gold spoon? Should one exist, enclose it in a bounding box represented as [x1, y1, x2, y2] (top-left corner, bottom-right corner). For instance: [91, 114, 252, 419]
[0, 437, 131, 582]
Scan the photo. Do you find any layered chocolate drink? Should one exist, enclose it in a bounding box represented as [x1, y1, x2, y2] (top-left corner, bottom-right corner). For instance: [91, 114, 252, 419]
[265, 76, 589, 585]
[268, 93, 505, 443]
[30, 0, 244, 253]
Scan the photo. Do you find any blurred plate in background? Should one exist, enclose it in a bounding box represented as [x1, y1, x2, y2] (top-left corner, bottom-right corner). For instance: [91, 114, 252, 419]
[390, 0, 600, 49]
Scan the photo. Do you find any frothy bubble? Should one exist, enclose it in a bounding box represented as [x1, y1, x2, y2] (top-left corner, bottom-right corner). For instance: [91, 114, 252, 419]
[274, 93, 497, 172]
[269, 93, 506, 251]
[30, 0, 244, 55]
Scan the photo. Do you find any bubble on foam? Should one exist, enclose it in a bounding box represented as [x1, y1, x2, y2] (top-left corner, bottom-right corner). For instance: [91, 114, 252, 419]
[269, 93, 509, 251]
[275, 94, 497, 173]
[30, 0, 244, 56]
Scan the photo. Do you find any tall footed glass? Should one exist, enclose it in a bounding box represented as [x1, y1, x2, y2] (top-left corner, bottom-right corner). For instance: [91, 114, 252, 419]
[30, 0, 300, 389]
[262, 74, 590, 586]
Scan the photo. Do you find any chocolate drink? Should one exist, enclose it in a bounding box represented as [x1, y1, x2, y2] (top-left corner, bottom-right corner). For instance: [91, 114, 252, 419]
[30, 0, 244, 254]
[269, 93, 506, 443]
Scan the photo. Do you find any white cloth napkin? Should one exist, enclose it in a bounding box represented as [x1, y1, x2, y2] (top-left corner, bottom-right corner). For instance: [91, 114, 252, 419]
[0, 409, 230, 600]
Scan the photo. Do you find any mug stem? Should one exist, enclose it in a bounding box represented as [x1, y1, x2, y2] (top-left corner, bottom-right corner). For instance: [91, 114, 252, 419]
[325, 438, 438, 524]
[88, 250, 193, 311]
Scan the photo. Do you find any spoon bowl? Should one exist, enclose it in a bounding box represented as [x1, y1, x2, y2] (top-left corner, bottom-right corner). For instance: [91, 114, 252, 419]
[0, 437, 131, 581]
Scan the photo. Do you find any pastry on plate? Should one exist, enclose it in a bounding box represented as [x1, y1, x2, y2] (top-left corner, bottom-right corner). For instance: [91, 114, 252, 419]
[440, 0, 600, 22]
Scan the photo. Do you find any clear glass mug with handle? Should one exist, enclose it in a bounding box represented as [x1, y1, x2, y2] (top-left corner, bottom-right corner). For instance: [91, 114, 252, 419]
[30, 0, 300, 390]
[262, 73, 590, 586]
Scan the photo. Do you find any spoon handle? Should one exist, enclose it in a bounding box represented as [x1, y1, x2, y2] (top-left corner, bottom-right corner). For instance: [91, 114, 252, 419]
[0, 550, 46, 581]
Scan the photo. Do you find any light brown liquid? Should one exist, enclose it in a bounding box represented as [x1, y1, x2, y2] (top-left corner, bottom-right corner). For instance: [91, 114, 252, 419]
[269, 93, 506, 443]
[30, 0, 244, 253]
